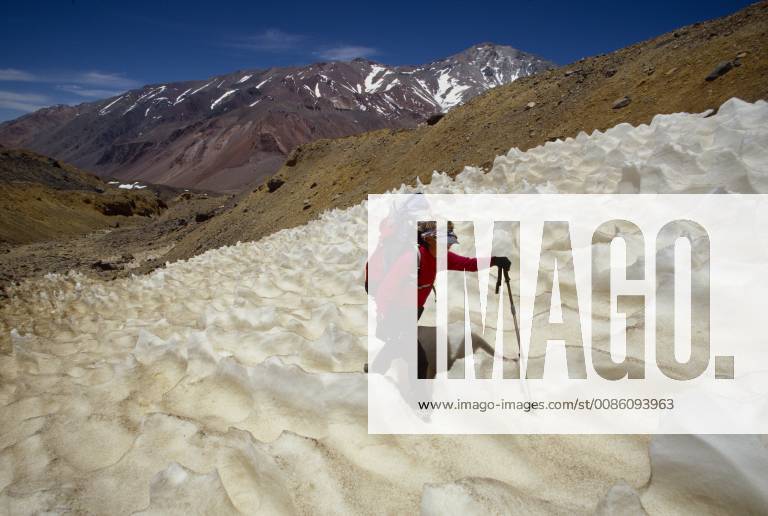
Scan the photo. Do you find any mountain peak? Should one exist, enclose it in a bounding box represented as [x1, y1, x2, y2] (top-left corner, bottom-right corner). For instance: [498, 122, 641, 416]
[0, 44, 555, 192]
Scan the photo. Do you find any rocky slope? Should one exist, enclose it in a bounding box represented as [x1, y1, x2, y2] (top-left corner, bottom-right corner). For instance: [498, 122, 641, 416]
[0, 149, 166, 245]
[0, 45, 552, 192]
[162, 0, 768, 264]
[0, 149, 229, 294]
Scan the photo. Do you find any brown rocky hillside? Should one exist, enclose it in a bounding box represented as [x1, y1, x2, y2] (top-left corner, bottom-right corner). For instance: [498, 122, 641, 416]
[0, 148, 231, 294]
[0, 149, 166, 245]
[140, 2, 768, 263]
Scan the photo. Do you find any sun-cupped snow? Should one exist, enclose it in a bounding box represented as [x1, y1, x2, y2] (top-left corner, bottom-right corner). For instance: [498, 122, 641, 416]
[210, 89, 237, 110]
[5, 97, 764, 514]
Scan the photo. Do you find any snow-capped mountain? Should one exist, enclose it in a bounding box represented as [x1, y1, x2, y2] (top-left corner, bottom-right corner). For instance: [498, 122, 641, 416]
[0, 44, 553, 192]
[406, 44, 551, 111]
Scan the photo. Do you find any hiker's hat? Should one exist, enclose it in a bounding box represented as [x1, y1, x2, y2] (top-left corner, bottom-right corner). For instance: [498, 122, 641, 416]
[419, 225, 459, 245]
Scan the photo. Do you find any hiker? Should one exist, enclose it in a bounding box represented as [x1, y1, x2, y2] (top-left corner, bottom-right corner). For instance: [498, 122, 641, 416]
[414, 221, 511, 377]
[367, 220, 511, 378]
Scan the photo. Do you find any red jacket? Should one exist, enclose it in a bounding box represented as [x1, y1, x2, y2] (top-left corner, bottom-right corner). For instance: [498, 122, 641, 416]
[416, 244, 478, 307]
[366, 244, 480, 310]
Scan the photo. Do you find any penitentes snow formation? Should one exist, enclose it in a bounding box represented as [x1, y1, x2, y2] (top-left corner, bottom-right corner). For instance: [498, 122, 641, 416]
[1, 98, 767, 514]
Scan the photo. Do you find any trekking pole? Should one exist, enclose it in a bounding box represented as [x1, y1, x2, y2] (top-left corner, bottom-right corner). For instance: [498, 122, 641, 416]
[495, 265, 533, 405]
[495, 265, 521, 358]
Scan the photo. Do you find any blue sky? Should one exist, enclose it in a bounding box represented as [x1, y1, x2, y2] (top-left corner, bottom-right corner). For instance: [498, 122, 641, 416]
[0, 0, 753, 121]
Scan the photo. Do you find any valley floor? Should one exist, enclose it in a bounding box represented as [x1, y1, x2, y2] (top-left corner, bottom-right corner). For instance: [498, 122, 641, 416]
[0, 192, 229, 298]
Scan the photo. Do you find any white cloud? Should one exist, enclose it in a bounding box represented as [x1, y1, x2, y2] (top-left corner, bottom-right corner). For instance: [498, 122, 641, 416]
[226, 31, 378, 62]
[0, 90, 50, 112]
[316, 46, 378, 61]
[57, 84, 123, 98]
[229, 29, 305, 51]
[0, 69, 38, 82]
[74, 72, 140, 89]
[0, 70, 140, 113]
[0, 69, 140, 89]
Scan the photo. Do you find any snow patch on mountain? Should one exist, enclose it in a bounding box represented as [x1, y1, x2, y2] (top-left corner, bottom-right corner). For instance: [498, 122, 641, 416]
[255, 76, 272, 89]
[118, 181, 147, 190]
[173, 88, 193, 105]
[190, 81, 214, 95]
[145, 86, 167, 101]
[364, 64, 391, 93]
[434, 70, 472, 111]
[210, 89, 237, 110]
[123, 86, 167, 115]
[99, 95, 125, 116]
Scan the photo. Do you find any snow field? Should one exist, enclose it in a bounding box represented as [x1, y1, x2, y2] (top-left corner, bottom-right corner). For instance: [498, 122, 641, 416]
[1, 98, 767, 514]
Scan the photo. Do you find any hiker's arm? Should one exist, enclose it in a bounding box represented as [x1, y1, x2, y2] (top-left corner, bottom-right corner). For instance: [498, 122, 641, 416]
[447, 253, 511, 272]
[447, 252, 479, 271]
